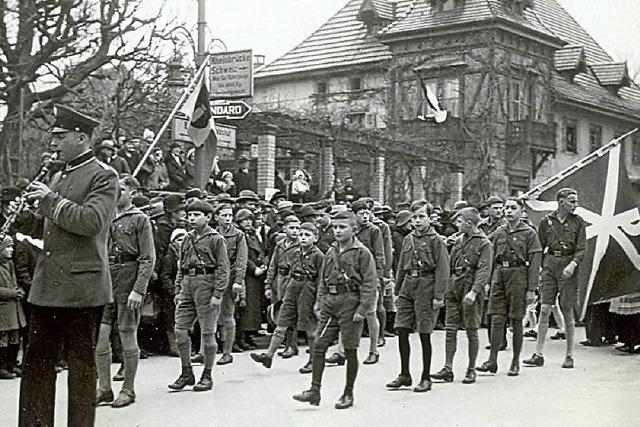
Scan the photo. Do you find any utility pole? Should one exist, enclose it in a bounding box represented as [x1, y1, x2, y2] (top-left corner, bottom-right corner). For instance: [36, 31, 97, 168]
[194, 0, 210, 190]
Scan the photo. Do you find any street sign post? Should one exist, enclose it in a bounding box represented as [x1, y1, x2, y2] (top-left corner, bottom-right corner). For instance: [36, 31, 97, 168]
[210, 50, 253, 99]
[210, 100, 252, 120]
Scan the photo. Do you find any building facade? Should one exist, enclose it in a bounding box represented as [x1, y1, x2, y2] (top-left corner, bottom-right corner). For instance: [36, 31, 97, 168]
[250, 0, 640, 206]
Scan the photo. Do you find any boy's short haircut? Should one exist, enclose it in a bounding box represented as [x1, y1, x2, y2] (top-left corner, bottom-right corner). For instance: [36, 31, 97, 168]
[410, 199, 433, 214]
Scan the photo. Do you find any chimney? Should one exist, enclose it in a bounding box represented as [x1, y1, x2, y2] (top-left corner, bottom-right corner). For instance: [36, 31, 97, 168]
[253, 54, 265, 70]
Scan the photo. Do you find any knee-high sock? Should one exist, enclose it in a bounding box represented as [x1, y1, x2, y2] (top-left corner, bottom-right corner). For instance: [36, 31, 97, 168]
[267, 327, 287, 358]
[398, 328, 411, 376]
[202, 333, 217, 370]
[489, 315, 506, 364]
[175, 329, 192, 368]
[511, 321, 523, 364]
[419, 333, 432, 381]
[95, 325, 112, 391]
[466, 328, 479, 369]
[536, 307, 552, 355]
[563, 308, 575, 357]
[122, 348, 139, 392]
[311, 348, 326, 391]
[344, 349, 358, 395]
[377, 307, 387, 340]
[306, 333, 315, 365]
[119, 330, 140, 392]
[444, 327, 457, 369]
[366, 312, 380, 354]
[222, 320, 235, 355]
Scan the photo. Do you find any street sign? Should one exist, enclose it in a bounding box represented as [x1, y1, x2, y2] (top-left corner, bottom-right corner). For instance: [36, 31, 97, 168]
[173, 115, 237, 149]
[210, 100, 252, 120]
[210, 50, 253, 98]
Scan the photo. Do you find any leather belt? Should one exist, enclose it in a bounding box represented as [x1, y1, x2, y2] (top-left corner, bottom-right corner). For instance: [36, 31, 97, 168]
[186, 267, 216, 276]
[406, 269, 433, 278]
[290, 271, 311, 281]
[327, 282, 358, 295]
[109, 254, 137, 264]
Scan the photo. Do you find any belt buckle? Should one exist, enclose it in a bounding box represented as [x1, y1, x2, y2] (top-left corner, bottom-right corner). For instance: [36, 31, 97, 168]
[188, 268, 196, 276]
[408, 270, 418, 278]
[328, 285, 337, 294]
[502, 261, 510, 268]
[553, 251, 562, 257]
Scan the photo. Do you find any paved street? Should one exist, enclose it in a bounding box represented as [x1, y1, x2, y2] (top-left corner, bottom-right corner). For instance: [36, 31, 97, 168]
[1, 328, 638, 427]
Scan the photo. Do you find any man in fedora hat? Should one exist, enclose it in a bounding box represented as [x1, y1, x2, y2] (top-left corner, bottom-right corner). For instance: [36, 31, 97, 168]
[236, 189, 260, 211]
[19, 104, 118, 427]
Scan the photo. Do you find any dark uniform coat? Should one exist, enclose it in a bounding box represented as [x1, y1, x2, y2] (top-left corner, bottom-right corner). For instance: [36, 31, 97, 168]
[29, 151, 119, 308]
[488, 221, 542, 320]
[0, 260, 26, 332]
[395, 228, 450, 333]
[244, 227, 267, 331]
[446, 230, 493, 329]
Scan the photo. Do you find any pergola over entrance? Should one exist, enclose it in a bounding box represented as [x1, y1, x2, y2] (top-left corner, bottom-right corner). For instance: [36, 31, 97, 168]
[219, 111, 461, 204]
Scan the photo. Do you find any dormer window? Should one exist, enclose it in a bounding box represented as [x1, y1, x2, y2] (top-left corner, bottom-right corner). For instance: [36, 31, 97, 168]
[438, 0, 458, 12]
[316, 81, 328, 94]
[503, 0, 534, 16]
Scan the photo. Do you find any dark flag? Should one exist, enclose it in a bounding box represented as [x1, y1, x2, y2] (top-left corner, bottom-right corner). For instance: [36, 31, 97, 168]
[524, 132, 640, 318]
[180, 71, 216, 148]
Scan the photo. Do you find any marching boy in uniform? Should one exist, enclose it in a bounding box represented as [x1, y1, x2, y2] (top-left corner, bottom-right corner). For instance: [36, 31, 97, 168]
[215, 203, 248, 365]
[293, 211, 377, 409]
[386, 200, 449, 393]
[264, 215, 300, 358]
[95, 176, 155, 408]
[251, 222, 324, 373]
[431, 207, 492, 385]
[477, 197, 541, 376]
[168, 200, 229, 392]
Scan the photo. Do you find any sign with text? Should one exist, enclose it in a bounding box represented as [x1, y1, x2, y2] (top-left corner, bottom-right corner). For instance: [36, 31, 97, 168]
[172, 115, 236, 149]
[210, 100, 252, 120]
[210, 50, 253, 98]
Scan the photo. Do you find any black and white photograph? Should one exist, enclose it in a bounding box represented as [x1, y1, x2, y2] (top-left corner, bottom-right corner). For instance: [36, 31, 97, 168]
[0, 0, 639, 426]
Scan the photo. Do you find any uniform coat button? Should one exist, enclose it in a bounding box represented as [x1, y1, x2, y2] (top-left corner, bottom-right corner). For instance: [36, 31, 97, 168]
[45, 251, 51, 256]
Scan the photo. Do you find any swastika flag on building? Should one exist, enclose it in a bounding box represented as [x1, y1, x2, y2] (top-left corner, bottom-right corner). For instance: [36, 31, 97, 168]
[525, 135, 640, 317]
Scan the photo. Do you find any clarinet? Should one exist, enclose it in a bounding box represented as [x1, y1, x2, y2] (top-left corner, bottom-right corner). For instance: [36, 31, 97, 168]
[0, 163, 52, 240]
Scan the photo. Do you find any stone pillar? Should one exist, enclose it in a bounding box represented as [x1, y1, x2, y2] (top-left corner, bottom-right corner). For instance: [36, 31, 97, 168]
[370, 152, 386, 203]
[449, 164, 464, 203]
[320, 141, 335, 197]
[257, 126, 277, 197]
[411, 164, 426, 200]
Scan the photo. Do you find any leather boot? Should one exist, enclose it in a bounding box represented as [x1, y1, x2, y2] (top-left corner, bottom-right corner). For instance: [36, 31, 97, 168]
[386, 374, 412, 389]
[413, 379, 432, 393]
[475, 360, 498, 373]
[462, 369, 476, 384]
[112, 389, 135, 408]
[325, 352, 345, 365]
[250, 352, 273, 368]
[292, 389, 320, 406]
[95, 388, 114, 405]
[193, 373, 213, 392]
[430, 366, 454, 382]
[335, 394, 354, 409]
[168, 367, 195, 390]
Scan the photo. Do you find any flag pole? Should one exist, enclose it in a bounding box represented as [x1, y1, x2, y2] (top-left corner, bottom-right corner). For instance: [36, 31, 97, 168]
[523, 128, 639, 199]
[132, 55, 210, 178]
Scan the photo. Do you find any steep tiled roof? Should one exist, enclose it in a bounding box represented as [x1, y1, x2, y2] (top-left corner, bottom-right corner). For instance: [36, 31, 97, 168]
[255, 0, 411, 79]
[590, 63, 630, 87]
[553, 72, 640, 119]
[369, 0, 396, 20]
[379, 0, 559, 42]
[534, 0, 640, 119]
[256, 0, 640, 120]
[554, 45, 585, 72]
